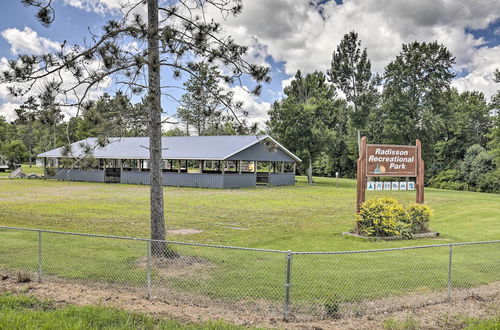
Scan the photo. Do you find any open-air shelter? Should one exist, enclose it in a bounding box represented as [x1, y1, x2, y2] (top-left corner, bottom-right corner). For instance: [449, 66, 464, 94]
[37, 135, 300, 188]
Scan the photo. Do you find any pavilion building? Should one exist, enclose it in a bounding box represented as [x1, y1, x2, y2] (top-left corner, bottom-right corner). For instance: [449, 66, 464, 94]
[37, 135, 300, 188]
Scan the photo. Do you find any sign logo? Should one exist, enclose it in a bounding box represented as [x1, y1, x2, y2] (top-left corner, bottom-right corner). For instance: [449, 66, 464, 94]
[366, 144, 417, 177]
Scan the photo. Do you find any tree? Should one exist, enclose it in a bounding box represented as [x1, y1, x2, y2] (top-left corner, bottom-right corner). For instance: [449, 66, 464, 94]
[14, 96, 39, 167]
[380, 41, 455, 176]
[2, 140, 28, 167]
[76, 92, 148, 139]
[177, 62, 233, 135]
[267, 71, 336, 183]
[459, 144, 495, 189]
[327, 31, 377, 150]
[4, 0, 269, 256]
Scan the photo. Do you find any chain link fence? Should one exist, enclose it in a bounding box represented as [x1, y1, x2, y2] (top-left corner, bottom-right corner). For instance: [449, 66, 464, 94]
[0, 225, 498, 321]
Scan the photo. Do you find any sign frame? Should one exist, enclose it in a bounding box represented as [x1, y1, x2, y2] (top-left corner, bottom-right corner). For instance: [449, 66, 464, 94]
[356, 137, 425, 218]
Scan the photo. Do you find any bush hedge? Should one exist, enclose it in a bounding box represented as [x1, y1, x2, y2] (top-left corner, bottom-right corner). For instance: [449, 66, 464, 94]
[356, 198, 433, 238]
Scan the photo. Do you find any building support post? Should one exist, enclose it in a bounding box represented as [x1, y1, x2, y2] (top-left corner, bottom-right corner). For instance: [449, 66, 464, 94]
[238, 160, 242, 174]
[178, 160, 181, 173]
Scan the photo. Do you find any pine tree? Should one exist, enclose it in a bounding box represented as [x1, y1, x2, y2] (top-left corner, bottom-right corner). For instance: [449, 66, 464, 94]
[4, 0, 270, 256]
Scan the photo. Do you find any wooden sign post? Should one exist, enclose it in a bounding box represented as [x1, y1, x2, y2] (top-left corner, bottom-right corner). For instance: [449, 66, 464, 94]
[356, 138, 425, 228]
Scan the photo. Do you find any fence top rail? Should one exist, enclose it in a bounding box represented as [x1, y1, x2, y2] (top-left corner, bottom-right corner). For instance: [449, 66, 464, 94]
[0, 225, 287, 253]
[0, 225, 498, 254]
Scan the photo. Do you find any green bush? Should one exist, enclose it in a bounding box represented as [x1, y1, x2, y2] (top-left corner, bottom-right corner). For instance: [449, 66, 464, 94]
[356, 198, 433, 238]
[429, 169, 468, 191]
[477, 170, 500, 193]
[406, 203, 433, 233]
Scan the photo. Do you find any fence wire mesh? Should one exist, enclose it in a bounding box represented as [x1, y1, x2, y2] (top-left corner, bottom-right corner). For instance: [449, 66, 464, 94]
[0, 226, 498, 321]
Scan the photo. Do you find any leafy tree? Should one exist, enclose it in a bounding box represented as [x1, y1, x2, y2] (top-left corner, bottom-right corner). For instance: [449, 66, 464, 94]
[4, 0, 270, 256]
[459, 144, 495, 189]
[2, 140, 28, 167]
[381, 41, 455, 176]
[433, 89, 492, 172]
[267, 71, 337, 183]
[327, 31, 377, 149]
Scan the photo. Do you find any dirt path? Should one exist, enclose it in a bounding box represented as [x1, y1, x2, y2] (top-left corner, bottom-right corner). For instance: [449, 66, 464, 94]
[0, 275, 498, 329]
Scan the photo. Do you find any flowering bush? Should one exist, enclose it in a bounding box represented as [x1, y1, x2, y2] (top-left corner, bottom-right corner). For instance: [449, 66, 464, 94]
[356, 198, 432, 238]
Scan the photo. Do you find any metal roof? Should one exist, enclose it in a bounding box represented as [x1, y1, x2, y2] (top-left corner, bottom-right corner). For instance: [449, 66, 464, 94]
[37, 135, 301, 162]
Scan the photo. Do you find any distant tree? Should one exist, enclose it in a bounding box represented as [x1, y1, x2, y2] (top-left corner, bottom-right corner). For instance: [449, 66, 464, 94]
[327, 31, 377, 150]
[163, 127, 186, 136]
[267, 71, 336, 183]
[177, 63, 234, 135]
[76, 92, 148, 139]
[14, 96, 39, 167]
[381, 41, 455, 176]
[459, 144, 495, 189]
[2, 140, 28, 167]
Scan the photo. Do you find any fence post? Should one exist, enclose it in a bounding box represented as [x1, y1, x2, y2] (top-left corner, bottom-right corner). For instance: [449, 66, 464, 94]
[37, 231, 42, 283]
[284, 250, 292, 320]
[447, 244, 453, 301]
[146, 240, 151, 300]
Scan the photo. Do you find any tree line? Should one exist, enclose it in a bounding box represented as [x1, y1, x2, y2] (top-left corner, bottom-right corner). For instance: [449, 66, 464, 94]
[1, 29, 498, 193]
[266, 32, 499, 193]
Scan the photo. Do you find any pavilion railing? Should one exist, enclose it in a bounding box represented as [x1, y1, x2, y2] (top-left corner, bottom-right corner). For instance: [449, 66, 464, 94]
[0, 225, 498, 321]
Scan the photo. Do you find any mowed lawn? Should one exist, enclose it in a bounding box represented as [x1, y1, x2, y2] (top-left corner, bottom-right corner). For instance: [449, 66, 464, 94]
[0, 174, 499, 308]
[0, 174, 498, 250]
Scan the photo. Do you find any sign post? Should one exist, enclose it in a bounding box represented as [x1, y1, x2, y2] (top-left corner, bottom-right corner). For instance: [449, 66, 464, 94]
[356, 138, 425, 226]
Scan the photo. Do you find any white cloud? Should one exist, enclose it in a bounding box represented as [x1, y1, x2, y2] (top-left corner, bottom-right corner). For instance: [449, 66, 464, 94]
[209, 0, 500, 98]
[231, 86, 271, 129]
[63, 0, 123, 15]
[452, 45, 500, 99]
[0, 102, 18, 121]
[1, 27, 60, 55]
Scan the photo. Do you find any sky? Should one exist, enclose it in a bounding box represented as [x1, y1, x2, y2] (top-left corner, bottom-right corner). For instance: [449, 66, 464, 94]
[0, 0, 499, 129]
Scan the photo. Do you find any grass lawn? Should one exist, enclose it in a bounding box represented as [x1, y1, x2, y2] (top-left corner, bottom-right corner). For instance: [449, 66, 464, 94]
[0, 176, 498, 311]
[0, 293, 251, 329]
[0, 164, 45, 177]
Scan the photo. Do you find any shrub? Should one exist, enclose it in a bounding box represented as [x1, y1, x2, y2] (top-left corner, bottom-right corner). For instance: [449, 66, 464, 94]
[356, 198, 433, 238]
[477, 170, 500, 193]
[406, 203, 433, 233]
[429, 169, 467, 191]
[356, 197, 409, 237]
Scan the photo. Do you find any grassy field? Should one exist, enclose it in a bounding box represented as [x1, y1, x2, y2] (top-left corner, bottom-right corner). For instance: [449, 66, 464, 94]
[0, 175, 498, 312]
[0, 173, 499, 250]
[0, 293, 250, 329]
[0, 164, 45, 177]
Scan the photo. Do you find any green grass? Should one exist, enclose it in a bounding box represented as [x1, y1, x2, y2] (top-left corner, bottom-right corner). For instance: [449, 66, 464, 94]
[0, 176, 498, 309]
[0, 292, 252, 329]
[0, 164, 45, 177]
[383, 313, 500, 330]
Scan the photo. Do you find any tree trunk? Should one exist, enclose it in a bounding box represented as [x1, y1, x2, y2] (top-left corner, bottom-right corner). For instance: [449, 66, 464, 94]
[147, 0, 169, 257]
[307, 155, 313, 184]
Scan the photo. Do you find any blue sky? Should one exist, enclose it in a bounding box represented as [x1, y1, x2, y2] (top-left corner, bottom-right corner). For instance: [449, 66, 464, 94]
[1, 0, 499, 127]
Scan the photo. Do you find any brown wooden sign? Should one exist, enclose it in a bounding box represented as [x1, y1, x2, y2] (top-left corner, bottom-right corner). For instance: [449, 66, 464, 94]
[366, 144, 417, 177]
[356, 138, 425, 221]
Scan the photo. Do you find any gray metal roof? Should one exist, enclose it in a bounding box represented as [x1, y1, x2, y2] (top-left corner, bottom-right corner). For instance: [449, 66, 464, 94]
[37, 135, 301, 162]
